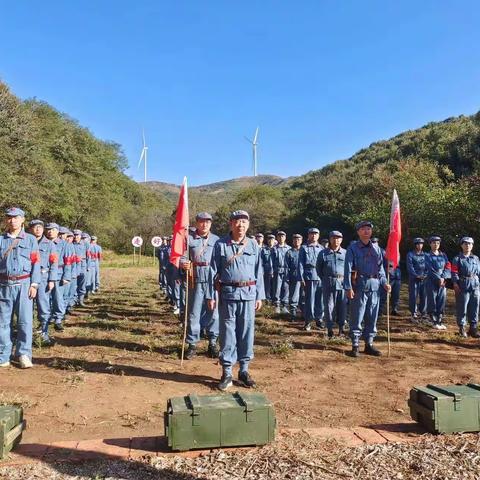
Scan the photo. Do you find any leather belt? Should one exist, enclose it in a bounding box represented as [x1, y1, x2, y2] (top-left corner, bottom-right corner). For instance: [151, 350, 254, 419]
[193, 262, 209, 267]
[220, 280, 256, 287]
[0, 274, 31, 281]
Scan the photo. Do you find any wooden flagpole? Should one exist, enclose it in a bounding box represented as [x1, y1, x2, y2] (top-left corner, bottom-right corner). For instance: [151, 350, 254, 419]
[180, 227, 190, 367]
[387, 269, 391, 357]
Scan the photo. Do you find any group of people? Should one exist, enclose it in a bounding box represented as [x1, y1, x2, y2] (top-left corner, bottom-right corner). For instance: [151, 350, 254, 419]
[156, 211, 480, 390]
[0, 207, 103, 369]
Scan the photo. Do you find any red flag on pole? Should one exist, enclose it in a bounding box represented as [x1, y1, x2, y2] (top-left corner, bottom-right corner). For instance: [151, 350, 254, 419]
[385, 189, 402, 269]
[170, 176, 189, 268]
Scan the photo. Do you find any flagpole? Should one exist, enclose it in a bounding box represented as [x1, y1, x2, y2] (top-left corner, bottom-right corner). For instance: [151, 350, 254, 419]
[180, 227, 190, 367]
[386, 269, 391, 357]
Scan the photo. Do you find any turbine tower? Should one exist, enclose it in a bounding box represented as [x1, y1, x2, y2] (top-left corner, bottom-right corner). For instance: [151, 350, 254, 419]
[138, 129, 148, 183]
[244, 127, 259, 177]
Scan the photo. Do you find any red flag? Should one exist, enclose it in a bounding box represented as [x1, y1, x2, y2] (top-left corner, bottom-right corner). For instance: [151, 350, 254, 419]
[170, 176, 189, 268]
[385, 189, 402, 269]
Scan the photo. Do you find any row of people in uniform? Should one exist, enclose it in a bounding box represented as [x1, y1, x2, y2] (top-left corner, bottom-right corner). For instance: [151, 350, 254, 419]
[255, 229, 480, 339]
[0, 208, 102, 369]
[156, 212, 480, 390]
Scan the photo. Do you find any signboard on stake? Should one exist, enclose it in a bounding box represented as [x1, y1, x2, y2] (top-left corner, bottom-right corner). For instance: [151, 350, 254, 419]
[131, 236, 143, 265]
[151, 236, 163, 264]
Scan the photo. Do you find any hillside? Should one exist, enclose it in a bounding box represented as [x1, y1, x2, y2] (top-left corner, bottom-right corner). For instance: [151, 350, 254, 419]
[146, 174, 292, 212]
[0, 80, 172, 252]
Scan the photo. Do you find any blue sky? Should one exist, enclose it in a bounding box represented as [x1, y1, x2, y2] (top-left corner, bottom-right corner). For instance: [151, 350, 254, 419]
[1, 1, 479, 186]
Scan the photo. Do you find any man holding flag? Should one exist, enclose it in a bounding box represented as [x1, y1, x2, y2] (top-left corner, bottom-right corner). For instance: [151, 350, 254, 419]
[180, 212, 220, 359]
[344, 219, 391, 358]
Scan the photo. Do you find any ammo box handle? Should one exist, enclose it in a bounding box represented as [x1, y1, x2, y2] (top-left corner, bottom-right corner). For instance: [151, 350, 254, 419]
[427, 385, 462, 403]
[188, 394, 202, 415]
[236, 392, 253, 412]
[467, 383, 480, 392]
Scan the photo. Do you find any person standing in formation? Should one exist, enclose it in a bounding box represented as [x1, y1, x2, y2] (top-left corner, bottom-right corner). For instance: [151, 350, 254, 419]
[208, 210, 265, 391]
[181, 212, 220, 360]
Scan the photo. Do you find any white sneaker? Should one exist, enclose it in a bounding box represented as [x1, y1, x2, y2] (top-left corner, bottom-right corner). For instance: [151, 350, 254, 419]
[173, 307, 180, 315]
[0, 361, 10, 368]
[18, 355, 33, 369]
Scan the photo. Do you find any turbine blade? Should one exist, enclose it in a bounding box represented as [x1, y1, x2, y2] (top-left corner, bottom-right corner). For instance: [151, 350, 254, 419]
[244, 136, 252, 143]
[253, 127, 259, 144]
[142, 129, 146, 147]
[138, 148, 145, 168]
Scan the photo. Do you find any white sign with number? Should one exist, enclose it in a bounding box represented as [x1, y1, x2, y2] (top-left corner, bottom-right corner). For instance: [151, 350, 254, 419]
[131, 236, 143, 248]
[151, 236, 163, 247]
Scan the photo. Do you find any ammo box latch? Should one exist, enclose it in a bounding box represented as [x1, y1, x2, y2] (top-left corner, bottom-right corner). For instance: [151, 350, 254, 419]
[188, 394, 202, 426]
[427, 384, 462, 411]
[236, 392, 254, 422]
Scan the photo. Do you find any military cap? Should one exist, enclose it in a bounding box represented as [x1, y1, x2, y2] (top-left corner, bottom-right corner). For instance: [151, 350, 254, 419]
[329, 230, 343, 238]
[267, 234, 275, 239]
[413, 237, 424, 244]
[461, 236, 474, 244]
[371, 237, 379, 243]
[355, 220, 373, 230]
[308, 227, 320, 234]
[196, 212, 213, 221]
[91, 235, 98, 240]
[255, 233, 264, 238]
[66, 231, 73, 237]
[5, 207, 25, 217]
[230, 210, 249, 220]
[59, 226, 69, 234]
[81, 232, 90, 239]
[320, 238, 329, 244]
[429, 235, 441, 242]
[29, 219, 44, 227]
[45, 222, 59, 230]
[276, 230, 286, 236]
[292, 233, 302, 239]
[73, 229, 82, 235]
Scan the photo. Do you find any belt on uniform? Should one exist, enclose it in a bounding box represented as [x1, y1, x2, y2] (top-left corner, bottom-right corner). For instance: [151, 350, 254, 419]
[220, 281, 256, 287]
[193, 262, 210, 267]
[360, 274, 378, 279]
[305, 265, 316, 268]
[0, 274, 31, 281]
[329, 274, 344, 278]
[460, 275, 477, 280]
[41, 268, 49, 274]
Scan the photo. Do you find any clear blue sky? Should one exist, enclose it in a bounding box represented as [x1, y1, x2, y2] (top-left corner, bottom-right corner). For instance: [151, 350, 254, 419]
[1, 1, 479, 186]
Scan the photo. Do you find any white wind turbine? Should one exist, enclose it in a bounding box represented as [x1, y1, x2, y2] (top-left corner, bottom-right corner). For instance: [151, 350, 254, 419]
[244, 127, 259, 177]
[138, 130, 148, 182]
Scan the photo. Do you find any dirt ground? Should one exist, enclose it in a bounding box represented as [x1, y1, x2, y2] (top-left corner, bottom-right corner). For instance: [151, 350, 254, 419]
[1, 264, 479, 445]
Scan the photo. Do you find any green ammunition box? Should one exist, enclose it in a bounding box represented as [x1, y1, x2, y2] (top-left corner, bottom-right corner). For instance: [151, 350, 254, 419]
[408, 383, 480, 434]
[165, 392, 276, 451]
[0, 406, 25, 459]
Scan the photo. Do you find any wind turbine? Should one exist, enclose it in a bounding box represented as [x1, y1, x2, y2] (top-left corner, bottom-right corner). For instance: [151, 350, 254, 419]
[138, 130, 148, 182]
[244, 127, 259, 177]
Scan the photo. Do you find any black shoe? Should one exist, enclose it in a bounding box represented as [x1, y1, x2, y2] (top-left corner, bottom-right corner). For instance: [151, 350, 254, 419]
[391, 309, 400, 316]
[364, 343, 382, 356]
[208, 343, 219, 358]
[238, 371, 257, 388]
[185, 344, 196, 360]
[54, 323, 64, 332]
[459, 326, 468, 338]
[316, 320, 325, 329]
[338, 327, 346, 336]
[303, 323, 312, 332]
[327, 329, 334, 339]
[218, 374, 233, 391]
[200, 329, 207, 339]
[469, 325, 480, 338]
[349, 346, 359, 358]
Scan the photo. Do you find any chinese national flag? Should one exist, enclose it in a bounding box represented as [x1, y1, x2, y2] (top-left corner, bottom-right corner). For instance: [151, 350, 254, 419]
[385, 189, 401, 269]
[170, 177, 189, 268]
